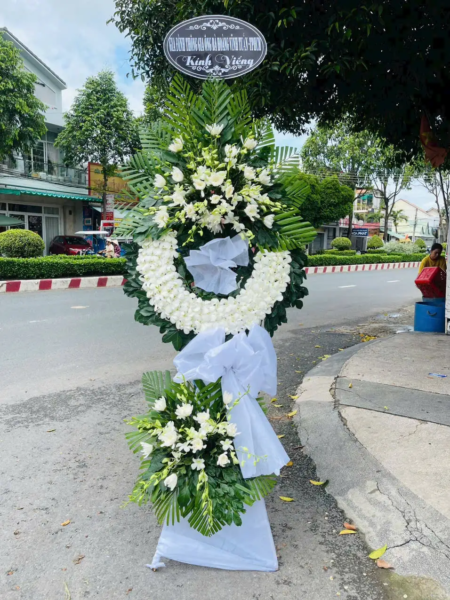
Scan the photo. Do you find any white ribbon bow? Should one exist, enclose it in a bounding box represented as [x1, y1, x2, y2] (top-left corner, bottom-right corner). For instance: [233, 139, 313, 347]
[174, 326, 289, 478]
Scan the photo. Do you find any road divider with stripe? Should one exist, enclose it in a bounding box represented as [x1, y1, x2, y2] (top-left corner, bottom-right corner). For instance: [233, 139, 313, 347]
[304, 261, 420, 275]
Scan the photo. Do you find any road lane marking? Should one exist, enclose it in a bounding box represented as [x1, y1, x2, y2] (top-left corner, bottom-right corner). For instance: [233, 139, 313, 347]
[71, 306, 89, 309]
[339, 285, 356, 288]
[29, 320, 47, 323]
[387, 280, 400, 283]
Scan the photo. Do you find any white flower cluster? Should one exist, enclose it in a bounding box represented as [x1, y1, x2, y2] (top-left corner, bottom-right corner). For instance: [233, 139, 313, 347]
[137, 233, 292, 335]
[140, 393, 241, 492]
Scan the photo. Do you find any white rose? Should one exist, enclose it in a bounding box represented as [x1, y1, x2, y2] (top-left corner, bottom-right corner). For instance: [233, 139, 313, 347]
[164, 473, 178, 491]
[171, 190, 186, 206]
[226, 422, 239, 437]
[224, 184, 234, 199]
[210, 194, 222, 205]
[194, 410, 210, 424]
[193, 178, 206, 190]
[168, 138, 183, 153]
[154, 174, 166, 188]
[223, 391, 234, 405]
[225, 144, 239, 157]
[172, 167, 184, 182]
[220, 439, 234, 451]
[243, 138, 257, 150]
[206, 123, 224, 137]
[191, 438, 205, 452]
[243, 166, 256, 180]
[159, 425, 179, 447]
[191, 458, 205, 471]
[175, 403, 194, 419]
[244, 204, 259, 221]
[208, 171, 227, 186]
[264, 214, 275, 229]
[258, 169, 272, 185]
[154, 397, 166, 411]
[217, 452, 230, 467]
[140, 442, 153, 459]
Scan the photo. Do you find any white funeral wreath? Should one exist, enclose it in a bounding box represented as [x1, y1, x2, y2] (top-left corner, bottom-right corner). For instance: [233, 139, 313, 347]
[137, 233, 292, 335]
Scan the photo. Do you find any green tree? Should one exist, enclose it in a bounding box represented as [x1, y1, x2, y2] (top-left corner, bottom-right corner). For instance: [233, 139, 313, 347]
[0, 32, 46, 161]
[55, 70, 139, 213]
[366, 210, 383, 223]
[391, 209, 408, 233]
[367, 234, 383, 249]
[294, 173, 354, 228]
[109, 1, 450, 158]
[141, 82, 165, 125]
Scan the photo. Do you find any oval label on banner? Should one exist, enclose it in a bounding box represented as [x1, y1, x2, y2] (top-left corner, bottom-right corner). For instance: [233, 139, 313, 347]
[163, 15, 267, 79]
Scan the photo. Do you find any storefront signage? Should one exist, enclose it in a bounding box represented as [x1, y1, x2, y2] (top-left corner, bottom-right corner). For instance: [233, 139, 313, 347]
[103, 194, 114, 222]
[163, 15, 267, 79]
[352, 228, 369, 237]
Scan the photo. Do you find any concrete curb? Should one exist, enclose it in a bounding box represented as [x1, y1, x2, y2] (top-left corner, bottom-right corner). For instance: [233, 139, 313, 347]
[304, 261, 420, 275]
[295, 343, 450, 595]
[0, 275, 126, 293]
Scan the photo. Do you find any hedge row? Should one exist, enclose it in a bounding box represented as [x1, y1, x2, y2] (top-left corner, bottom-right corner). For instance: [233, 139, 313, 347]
[307, 254, 424, 266]
[0, 257, 126, 280]
[323, 249, 357, 255]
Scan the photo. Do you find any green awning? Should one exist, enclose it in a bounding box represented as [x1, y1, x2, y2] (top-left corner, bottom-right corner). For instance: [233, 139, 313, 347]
[0, 187, 100, 202]
[0, 215, 23, 226]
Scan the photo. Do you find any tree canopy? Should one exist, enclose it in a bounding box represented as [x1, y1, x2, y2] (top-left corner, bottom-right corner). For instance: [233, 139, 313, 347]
[55, 70, 139, 194]
[295, 173, 354, 229]
[110, 1, 450, 159]
[0, 32, 46, 161]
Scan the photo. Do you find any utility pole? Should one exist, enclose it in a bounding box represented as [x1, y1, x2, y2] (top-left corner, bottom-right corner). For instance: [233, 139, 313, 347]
[412, 207, 418, 242]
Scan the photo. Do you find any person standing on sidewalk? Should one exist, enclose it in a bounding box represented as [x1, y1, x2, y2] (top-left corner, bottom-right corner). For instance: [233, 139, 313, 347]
[418, 243, 447, 274]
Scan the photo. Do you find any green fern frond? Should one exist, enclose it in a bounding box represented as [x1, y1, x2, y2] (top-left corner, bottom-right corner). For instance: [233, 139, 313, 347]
[142, 370, 173, 406]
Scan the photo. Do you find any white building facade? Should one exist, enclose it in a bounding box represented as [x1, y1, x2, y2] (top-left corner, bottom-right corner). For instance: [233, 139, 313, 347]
[0, 28, 101, 253]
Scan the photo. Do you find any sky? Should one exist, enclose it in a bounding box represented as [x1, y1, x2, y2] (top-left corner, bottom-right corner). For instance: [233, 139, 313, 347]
[0, 0, 436, 210]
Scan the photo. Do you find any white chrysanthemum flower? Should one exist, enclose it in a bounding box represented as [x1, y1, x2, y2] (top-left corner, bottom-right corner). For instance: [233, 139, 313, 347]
[172, 167, 184, 182]
[164, 473, 178, 491]
[223, 391, 234, 405]
[193, 178, 206, 190]
[154, 174, 166, 188]
[207, 213, 222, 233]
[264, 214, 275, 229]
[208, 171, 227, 186]
[244, 204, 259, 221]
[221, 439, 234, 451]
[154, 206, 170, 229]
[154, 397, 166, 411]
[140, 442, 153, 458]
[175, 403, 193, 419]
[258, 169, 272, 185]
[168, 138, 183, 153]
[184, 204, 197, 219]
[226, 423, 239, 437]
[191, 458, 205, 471]
[159, 423, 179, 447]
[191, 438, 205, 452]
[243, 166, 256, 180]
[225, 144, 239, 157]
[194, 410, 210, 424]
[243, 138, 257, 150]
[210, 194, 222, 205]
[217, 452, 230, 467]
[224, 184, 234, 199]
[206, 123, 224, 136]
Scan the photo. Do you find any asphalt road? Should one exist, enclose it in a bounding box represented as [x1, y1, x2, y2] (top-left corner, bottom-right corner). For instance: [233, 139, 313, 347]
[0, 268, 420, 403]
[0, 269, 420, 600]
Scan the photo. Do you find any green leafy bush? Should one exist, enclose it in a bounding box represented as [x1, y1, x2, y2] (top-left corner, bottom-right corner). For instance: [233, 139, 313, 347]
[0, 229, 45, 258]
[365, 248, 386, 254]
[367, 234, 383, 249]
[414, 238, 426, 249]
[324, 249, 356, 255]
[442, 242, 447, 251]
[0, 257, 126, 280]
[331, 236, 352, 250]
[307, 254, 424, 266]
[383, 241, 423, 255]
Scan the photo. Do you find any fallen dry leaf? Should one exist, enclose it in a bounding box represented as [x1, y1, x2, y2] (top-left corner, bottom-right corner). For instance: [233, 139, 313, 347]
[126, 589, 133, 595]
[47, 429, 56, 432]
[287, 410, 297, 418]
[293, 445, 303, 450]
[338, 348, 344, 351]
[323, 566, 328, 571]
[273, 404, 283, 408]
[339, 530, 357, 535]
[73, 554, 85, 565]
[315, 345, 321, 348]
[286, 461, 293, 467]
[271, 398, 277, 403]
[376, 559, 393, 569]
[368, 545, 387, 560]
[277, 434, 285, 439]
[288, 394, 298, 400]
[7, 571, 14, 576]
[343, 522, 357, 531]
[279, 496, 295, 502]
[310, 480, 327, 486]
[61, 520, 71, 527]
[295, 370, 302, 373]
[348, 383, 353, 388]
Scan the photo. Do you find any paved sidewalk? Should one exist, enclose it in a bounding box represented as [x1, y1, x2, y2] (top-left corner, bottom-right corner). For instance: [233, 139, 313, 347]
[295, 333, 450, 597]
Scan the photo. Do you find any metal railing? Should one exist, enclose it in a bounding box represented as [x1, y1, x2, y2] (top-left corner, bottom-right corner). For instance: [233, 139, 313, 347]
[0, 156, 87, 188]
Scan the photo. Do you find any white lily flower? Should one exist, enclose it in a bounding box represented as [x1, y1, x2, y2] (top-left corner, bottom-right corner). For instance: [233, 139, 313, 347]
[185, 204, 197, 219]
[164, 473, 178, 491]
[210, 194, 222, 205]
[244, 204, 259, 221]
[177, 441, 192, 453]
[191, 438, 205, 452]
[194, 410, 210, 424]
[243, 166, 256, 180]
[243, 138, 257, 150]
[221, 439, 234, 451]
[175, 403, 193, 419]
[193, 178, 206, 191]
[217, 452, 230, 467]
[140, 442, 153, 459]
[264, 214, 275, 229]
[258, 169, 271, 185]
[154, 174, 166, 188]
[224, 184, 234, 199]
[191, 458, 205, 471]
[154, 397, 166, 411]
[226, 422, 239, 437]
[208, 171, 227, 186]
[223, 391, 234, 405]
[154, 206, 170, 229]
[168, 138, 183, 153]
[172, 167, 184, 182]
[206, 123, 224, 137]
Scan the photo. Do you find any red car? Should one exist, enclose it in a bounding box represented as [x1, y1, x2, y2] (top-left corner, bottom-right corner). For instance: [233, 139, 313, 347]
[49, 235, 92, 255]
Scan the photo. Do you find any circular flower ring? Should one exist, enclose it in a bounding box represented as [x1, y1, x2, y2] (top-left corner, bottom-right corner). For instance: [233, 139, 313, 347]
[137, 233, 292, 335]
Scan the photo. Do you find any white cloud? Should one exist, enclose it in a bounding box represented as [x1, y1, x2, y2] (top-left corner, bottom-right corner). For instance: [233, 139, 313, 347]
[0, 0, 144, 114]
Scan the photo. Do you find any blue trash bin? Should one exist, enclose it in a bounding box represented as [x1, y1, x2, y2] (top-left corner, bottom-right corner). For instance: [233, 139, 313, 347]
[414, 301, 445, 333]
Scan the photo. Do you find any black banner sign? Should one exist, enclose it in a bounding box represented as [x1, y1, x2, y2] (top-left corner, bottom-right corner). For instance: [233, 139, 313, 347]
[163, 15, 267, 79]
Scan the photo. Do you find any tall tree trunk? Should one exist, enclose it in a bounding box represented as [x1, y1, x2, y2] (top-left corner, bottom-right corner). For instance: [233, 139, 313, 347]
[383, 200, 389, 242]
[102, 171, 108, 221]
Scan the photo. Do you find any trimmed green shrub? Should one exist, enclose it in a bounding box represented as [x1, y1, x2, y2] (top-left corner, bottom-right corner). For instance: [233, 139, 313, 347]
[324, 249, 357, 255]
[0, 257, 126, 280]
[414, 238, 426, 249]
[0, 229, 45, 258]
[331, 236, 352, 250]
[307, 253, 424, 266]
[367, 234, 383, 249]
[365, 248, 386, 254]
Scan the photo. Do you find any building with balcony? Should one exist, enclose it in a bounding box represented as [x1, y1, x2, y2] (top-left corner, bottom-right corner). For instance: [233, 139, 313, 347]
[0, 28, 101, 252]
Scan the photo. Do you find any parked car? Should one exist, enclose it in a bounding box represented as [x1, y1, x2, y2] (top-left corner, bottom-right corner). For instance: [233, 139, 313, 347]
[49, 235, 92, 255]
